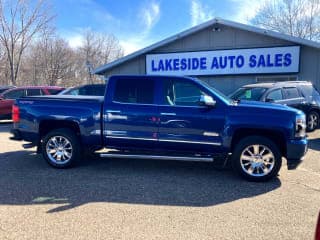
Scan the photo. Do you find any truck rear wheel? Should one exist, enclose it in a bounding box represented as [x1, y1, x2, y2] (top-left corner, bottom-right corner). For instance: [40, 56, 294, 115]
[232, 136, 282, 182]
[41, 128, 81, 168]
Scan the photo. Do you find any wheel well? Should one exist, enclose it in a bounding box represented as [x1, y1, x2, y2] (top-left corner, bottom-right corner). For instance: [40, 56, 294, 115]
[231, 128, 287, 156]
[39, 120, 81, 140]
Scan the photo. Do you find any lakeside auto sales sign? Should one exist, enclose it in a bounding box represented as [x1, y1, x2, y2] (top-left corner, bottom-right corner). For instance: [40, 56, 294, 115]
[146, 46, 300, 76]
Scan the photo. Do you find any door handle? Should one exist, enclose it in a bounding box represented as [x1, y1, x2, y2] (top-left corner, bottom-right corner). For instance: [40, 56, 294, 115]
[160, 112, 176, 116]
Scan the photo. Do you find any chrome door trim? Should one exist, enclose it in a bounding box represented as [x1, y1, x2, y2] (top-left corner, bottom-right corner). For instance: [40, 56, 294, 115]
[159, 139, 221, 146]
[106, 136, 157, 141]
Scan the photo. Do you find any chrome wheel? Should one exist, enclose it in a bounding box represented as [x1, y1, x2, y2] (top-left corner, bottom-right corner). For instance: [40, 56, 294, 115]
[240, 144, 275, 177]
[46, 136, 73, 164]
[307, 112, 318, 131]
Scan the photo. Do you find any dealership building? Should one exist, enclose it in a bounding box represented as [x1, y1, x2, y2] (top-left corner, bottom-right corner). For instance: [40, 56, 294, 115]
[94, 18, 320, 94]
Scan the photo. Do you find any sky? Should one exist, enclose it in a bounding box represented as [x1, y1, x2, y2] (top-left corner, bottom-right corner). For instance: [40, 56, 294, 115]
[51, 0, 262, 55]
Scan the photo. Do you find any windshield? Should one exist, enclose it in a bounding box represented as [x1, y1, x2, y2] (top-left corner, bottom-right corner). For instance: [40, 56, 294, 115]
[230, 87, 267, 101]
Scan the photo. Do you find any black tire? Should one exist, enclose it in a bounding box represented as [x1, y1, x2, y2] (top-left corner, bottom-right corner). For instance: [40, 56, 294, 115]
[306, 111, 319, 132]
[232, 136, 282, 182]
[41, 128, 81, 168]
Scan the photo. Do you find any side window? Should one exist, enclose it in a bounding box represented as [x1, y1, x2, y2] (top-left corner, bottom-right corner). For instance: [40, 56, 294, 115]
[26, 89, 42, 96]
[283, 87, 300, 99]
[113, 79, 154, 104]
[163, 79, 206, 106]
[46, 89, 63, 95]
[3, 89, 25, 99]
[266, 89, 283, 101]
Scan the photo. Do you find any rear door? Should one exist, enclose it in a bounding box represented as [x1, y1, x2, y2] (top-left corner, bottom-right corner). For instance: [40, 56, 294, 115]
[282, 87, 305, 110]
[103, 77, 159, 150]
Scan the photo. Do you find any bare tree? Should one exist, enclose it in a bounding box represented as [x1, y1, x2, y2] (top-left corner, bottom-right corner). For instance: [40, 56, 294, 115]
[26, 32, 75, 86]
[0, 0, 54, 85]
[0, 52, 10, 85]
[251, 0, 320, 41]
[78, 30, 124, 84]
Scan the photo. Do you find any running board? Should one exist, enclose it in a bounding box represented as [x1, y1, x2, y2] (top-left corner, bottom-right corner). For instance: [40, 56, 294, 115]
[100, 153, 213, 162]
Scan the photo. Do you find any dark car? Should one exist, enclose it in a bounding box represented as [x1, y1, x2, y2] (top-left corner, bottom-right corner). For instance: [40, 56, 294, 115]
[0, 85, 16, 94]
[59, 84, 106, 96]
[230, 81, 320, 131]
[0, 86, 64, 120]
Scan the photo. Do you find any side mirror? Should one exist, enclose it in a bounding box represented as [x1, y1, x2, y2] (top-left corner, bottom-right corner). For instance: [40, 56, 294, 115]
[266, 98, 275, 103]
[199, 95, 216, 107]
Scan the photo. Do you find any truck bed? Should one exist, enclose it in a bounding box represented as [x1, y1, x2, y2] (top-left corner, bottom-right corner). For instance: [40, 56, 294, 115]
[13, 95, 104, 150]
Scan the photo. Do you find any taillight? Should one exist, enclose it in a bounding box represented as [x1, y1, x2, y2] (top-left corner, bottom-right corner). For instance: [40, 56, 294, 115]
[12, 105, 20, 123]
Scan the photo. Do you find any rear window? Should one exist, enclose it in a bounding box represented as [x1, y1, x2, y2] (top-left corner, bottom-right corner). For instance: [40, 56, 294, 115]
[231, 87, 267, 101]
[47, 89, 64, 95]
[299, 84, 320, 98]
[113, 79, 154, 104]
[26, 89, 42, 96]
[78, 85, 105, 96]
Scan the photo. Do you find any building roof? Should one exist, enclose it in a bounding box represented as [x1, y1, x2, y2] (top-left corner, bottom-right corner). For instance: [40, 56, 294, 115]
[94, 17, 320, 75]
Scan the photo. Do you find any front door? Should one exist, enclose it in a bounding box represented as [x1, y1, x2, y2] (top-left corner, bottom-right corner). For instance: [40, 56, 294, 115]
[158, 78, 225, 154]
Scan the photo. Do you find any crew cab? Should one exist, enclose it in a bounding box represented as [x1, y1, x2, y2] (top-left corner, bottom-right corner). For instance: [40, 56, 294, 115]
[10, 75, 308, 181]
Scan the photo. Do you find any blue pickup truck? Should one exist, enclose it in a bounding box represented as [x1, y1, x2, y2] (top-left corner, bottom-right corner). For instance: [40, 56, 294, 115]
[10, 75, 307, 181]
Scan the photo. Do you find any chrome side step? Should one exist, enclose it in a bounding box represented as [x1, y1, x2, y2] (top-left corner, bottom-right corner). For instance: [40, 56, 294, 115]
[100, 153, 213, 162]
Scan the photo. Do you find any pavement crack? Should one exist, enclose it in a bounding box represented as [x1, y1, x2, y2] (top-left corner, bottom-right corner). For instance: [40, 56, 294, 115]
[291, 181, 320, 193]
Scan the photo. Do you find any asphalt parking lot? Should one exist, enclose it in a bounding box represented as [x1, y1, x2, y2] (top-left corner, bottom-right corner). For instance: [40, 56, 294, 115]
[0, 121, 319, 240]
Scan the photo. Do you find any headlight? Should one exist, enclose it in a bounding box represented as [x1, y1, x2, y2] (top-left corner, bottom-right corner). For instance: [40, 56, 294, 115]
[295, 115, 306, 138]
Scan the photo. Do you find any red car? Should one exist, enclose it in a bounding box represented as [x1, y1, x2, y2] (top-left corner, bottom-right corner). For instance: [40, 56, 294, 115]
[0, 86, 64, 120]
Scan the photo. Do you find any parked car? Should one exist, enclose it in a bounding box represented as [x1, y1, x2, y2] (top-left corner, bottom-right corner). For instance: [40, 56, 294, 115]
[0, 86, 64, 120]
[11, 75, 307, 182]
[59, 84, 106, 96]
[0, 85, 16, 94]
[229, 81, 320, 132]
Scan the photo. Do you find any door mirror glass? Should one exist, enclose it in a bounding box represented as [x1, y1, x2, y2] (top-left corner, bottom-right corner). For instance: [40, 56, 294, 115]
[199, 95, 216, 107]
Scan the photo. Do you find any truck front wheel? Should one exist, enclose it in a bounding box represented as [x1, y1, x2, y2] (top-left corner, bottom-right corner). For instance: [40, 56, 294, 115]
[41, 128, 81, 168]
[232, 136, 282, 182]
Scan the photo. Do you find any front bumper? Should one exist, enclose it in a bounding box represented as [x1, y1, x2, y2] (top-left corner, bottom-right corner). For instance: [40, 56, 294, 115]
[286, 138, 308, 170]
